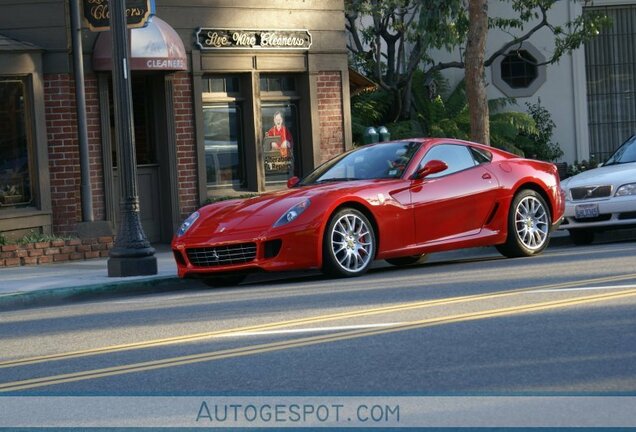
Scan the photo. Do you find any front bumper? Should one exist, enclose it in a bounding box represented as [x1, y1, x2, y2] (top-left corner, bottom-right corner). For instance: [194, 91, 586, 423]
[561, 195, 636, 230]
[172, 223, 321, 278]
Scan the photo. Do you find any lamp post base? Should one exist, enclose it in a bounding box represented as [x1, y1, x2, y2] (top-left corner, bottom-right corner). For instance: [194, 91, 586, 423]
[108, 255, 158, 277]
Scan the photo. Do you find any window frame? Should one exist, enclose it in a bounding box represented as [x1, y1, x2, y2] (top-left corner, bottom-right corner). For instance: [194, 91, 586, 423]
[417, 143, 483, 179]
[0, 76, 36, 211]
[491, 42, 547, 98]
[260, 73, 302, 189]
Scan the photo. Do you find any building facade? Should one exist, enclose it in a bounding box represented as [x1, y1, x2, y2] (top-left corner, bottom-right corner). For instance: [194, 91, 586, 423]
[0, 0, 351, 243]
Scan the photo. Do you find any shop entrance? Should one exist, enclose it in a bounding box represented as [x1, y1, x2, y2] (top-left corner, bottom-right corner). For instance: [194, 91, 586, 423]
[109, 74, 175, 243]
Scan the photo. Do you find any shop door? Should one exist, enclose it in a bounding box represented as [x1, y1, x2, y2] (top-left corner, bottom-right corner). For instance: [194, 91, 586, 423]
[111, 75, 162, 243]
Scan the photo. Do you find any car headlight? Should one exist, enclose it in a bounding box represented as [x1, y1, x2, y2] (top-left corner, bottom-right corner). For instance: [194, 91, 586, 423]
[616, 183, 636, 197]
[177, 211, 200, 237]
[274, 199, 311, 227]
[561, 187, 572, 202]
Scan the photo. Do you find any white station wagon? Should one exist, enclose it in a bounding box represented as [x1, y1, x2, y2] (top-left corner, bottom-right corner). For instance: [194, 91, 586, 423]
[560, 135, 636, 245]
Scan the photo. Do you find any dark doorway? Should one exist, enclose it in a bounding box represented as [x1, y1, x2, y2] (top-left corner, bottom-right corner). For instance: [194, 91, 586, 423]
[107, 73, 177, 243]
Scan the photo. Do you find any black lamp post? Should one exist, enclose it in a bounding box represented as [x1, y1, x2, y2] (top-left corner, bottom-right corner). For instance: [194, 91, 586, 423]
[107, 0, 157, 277]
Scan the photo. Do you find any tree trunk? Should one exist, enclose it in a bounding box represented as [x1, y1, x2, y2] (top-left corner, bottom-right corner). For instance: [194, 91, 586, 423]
[465, 0, 490, 145]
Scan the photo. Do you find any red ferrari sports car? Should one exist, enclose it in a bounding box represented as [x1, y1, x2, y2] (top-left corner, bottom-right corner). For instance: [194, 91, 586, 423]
[172, 138, 565, 285]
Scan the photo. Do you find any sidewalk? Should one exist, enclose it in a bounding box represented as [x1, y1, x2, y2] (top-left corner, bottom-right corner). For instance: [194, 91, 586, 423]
[0, 245, 182, 310]
[0, 229, 631, 311]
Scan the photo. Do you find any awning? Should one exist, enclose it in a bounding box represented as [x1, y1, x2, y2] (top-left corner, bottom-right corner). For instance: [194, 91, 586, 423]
[92, 16, 187, 71]
[349, 68, 377, 96]
[0, 33, 42, 52]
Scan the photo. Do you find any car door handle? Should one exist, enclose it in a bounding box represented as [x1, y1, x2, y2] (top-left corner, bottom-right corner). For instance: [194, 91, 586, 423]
[482, 173, 492, 180]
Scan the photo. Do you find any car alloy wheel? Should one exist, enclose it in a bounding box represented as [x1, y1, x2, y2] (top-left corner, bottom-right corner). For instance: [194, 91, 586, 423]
[324, 208, 375, 277]
[497, 189, 551, 258]
[514, 194, 549, 250]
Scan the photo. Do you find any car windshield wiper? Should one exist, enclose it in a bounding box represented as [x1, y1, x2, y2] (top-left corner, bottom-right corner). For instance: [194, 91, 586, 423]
[314, 177, 361, 184]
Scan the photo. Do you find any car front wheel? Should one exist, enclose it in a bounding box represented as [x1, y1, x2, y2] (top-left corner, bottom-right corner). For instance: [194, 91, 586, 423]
[323, 208, 376, 277]
[496, 190, 551, 258]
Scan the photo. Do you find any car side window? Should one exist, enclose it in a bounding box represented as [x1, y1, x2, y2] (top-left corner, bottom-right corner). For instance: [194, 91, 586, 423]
[470, 146, 492, 164]
[419, 144, 477, 178]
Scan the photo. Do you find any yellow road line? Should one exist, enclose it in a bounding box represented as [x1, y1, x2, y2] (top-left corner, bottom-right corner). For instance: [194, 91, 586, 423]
[2, 272, 635, 369]
[2, 287, 636, 392]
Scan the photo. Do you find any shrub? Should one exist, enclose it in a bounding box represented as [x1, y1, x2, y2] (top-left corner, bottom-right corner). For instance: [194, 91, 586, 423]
[517, 100, 563, 162]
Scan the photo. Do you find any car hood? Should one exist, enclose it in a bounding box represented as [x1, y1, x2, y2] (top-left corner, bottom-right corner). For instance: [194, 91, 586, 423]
[189, 181, 380, 237]
[561, 163, 636, 189]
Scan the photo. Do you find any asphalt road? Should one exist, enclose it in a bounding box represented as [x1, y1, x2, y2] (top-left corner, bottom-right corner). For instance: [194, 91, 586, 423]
[1, 240, 636, 395]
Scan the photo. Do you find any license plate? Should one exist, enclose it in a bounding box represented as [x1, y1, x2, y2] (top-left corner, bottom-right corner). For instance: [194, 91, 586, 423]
[575, 203, 600, 219]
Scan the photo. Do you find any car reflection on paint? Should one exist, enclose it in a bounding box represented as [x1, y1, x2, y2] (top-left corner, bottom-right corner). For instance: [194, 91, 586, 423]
[172, 138, 565, 286]
[560, 134, 636, 245]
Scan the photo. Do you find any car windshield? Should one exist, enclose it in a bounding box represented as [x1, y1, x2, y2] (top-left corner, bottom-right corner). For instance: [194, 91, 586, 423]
[300, 141, 421, 186]
[605, 135, 636, 165]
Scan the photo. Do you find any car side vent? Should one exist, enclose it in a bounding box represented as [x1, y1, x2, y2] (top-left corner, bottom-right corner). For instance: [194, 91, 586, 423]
[264, 239, 283, 259]
[484, 203, 500, 226]
[173, 250, 186, 266]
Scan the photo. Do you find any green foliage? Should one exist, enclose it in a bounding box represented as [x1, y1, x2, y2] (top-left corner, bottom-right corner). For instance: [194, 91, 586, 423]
[0, 233, 6, 246]
[351, 75, 537, 156]
[350, 90, 394, 144]
[414, 77, 533, 155]
[15, 230, 75, 245]
[515, 100, 564, 161]
[567, 158, 599, 177]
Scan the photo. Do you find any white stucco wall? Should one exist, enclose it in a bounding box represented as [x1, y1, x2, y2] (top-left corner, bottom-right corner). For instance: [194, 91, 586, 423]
[431, 1, 591, 163]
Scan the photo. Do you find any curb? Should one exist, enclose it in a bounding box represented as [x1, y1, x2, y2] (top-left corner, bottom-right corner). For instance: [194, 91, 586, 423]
[0, 276, 189, 311]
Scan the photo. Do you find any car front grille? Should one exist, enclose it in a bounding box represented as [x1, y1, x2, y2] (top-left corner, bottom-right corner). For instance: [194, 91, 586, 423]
[570, 185, 612, 200]
[187, 243, 257, 267]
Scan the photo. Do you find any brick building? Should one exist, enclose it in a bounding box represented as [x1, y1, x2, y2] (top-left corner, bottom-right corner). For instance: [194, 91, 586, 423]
[0, 0, 351, 243]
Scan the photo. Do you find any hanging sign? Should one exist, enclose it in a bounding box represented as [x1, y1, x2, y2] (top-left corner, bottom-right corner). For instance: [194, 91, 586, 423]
[83, 0, 154, 32]
[196, 28, 312, 50]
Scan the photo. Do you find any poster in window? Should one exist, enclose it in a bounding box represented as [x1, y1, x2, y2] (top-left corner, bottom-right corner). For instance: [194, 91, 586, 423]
[262, 105, 297, 183]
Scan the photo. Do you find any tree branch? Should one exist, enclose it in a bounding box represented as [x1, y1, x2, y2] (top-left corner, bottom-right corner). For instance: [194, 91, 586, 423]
[484, 4, 549, 67]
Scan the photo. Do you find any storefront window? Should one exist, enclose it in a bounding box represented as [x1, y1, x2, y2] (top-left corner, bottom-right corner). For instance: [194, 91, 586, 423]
[0, 78, 32, 209]
[204, 104, 245, 188]
[261, 103, 298, 185]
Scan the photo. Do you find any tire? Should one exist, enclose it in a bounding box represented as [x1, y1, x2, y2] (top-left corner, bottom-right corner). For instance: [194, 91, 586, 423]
[202, 274, 246, 287]
[323, 208, 376, 277]
[568, 229, 595, 246]
[496, 189, 551, 258]
[386, 254, 428, 266]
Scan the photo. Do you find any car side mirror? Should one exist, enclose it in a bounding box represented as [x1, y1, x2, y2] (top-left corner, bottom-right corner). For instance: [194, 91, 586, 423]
[287, 176, 300, 188]
[415, 160, 448, 179]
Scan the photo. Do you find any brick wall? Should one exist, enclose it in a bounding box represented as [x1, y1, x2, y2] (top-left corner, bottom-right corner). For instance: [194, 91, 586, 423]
[86, 76, 105, 221]
[0, 236, 113, 267]
[317, 71, 345, 164]
[172, 72, 199, 219]
[44, 73, 105, 235]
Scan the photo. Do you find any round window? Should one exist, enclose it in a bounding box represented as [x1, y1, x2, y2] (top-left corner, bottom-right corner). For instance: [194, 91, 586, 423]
[492, 42, 546, 98]
[501, 50, 538, 88]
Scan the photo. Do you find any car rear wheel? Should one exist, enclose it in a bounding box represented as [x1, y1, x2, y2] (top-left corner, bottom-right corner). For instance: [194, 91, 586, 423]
[323, 208, 376, 277]
[496, 189, 551, 258]
[568, 229, 595, 245]
[385, 254, 428, 266]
